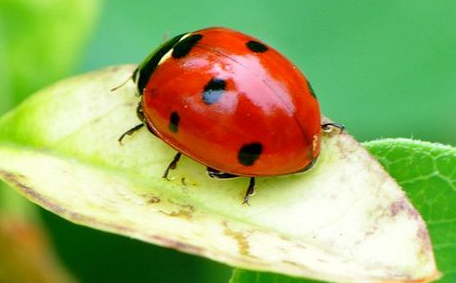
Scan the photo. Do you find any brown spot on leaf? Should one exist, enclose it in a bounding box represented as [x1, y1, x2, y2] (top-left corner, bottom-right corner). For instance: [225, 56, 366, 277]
[223, 221, 250, 256]
[390, 199, 408, 216]
[0, 170, 67, 216]
[148, 197, 161, 204]
[390, 198, 419, 220]
[417, 225, 432, 254]
[0, 170, 138, 235]
[0, 168, 208, 271]
[159, 200, 195, 219]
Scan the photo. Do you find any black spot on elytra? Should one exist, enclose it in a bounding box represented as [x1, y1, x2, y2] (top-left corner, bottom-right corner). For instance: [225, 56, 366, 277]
[169, 112, 180, 133]
[238, 143, 263, 166]
[307, 81, 317, 99]
[202, 78, 226, 105]
[246, 40, 268, 53]
[172, 34, 203, 58]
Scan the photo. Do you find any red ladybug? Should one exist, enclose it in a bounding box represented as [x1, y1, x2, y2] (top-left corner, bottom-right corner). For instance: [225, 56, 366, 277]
[119, 27, 343, 204]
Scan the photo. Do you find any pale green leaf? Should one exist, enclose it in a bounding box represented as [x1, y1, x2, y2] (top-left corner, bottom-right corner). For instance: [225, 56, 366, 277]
[230, 141, 456, 283]
[0, 65, 439, 283]
[365, 139, 456, 283]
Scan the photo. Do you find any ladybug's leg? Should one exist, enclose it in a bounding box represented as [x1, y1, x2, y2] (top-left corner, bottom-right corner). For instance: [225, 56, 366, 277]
[118, 124, 144, 144]
[136, 101, 158, 137]
[135, 101, 145, 120]
[243, 177, 256, 205]
[162, 152, 182, 180]
[206, 168, 254, 205]
[118, 102, 146, 144]
[118, 102, 159, 144]
[206, 167, 238, 179]
[321, 122, 345, 134]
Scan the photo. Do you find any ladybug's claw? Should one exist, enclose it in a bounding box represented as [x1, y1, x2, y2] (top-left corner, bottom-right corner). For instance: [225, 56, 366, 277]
[242, 177, 256, 205]
[162, 152, 182, 180]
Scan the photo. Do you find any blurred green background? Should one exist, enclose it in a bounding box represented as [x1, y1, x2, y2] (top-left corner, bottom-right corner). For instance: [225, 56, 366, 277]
[1, 1, 455, 282]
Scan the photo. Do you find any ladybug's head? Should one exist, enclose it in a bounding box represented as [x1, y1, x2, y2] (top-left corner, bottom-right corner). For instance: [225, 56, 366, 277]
[133, 32, 187, 96]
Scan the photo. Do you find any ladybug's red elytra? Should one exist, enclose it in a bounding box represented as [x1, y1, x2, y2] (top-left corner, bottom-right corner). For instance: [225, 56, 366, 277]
[119, 27, 344, 204]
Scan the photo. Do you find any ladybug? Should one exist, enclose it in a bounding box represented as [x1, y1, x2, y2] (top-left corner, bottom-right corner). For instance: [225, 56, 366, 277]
[118, 27, 343, 204]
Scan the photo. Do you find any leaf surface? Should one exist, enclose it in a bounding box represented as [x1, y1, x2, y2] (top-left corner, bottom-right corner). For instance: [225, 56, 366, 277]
[0, 65, 439, 283]
[231, 139, 456, 283]
[365, 139, 456, 283]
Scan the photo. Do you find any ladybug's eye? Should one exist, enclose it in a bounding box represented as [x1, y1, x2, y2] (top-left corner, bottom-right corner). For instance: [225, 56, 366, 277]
[135, 33, 186, 94]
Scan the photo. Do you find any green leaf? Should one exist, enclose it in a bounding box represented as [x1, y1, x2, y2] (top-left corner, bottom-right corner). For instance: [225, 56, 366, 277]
[0, 65, 439, 283]
[230, 269, 318, 283]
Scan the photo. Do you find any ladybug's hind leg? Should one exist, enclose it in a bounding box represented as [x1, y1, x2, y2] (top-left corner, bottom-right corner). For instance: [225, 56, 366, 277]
[243, 177, 256, 205]
[207, 167, 238, 179]
[162, 152, 182, 180]
[206, 168, 255, 205]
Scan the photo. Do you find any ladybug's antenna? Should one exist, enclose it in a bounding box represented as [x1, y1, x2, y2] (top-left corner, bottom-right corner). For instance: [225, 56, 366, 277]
[111, 74, 133, 92]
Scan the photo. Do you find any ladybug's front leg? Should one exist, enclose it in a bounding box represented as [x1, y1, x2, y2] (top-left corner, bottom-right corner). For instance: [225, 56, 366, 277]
[118, 102, 146, 144]
[136, 101, 158, 137]
[118, 102, 159, 144]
